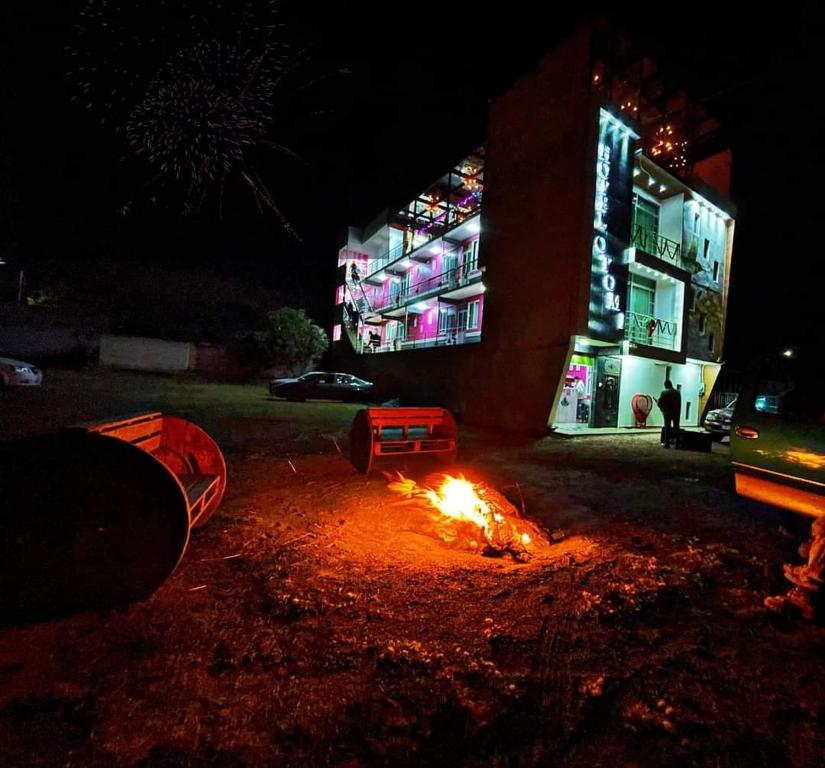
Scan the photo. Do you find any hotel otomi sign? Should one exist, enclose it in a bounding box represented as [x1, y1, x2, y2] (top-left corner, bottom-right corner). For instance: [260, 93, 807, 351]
[589, 108, 637, 342]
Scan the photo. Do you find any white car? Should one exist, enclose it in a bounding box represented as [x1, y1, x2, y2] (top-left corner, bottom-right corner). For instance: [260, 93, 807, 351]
[0, 356, 43, 387]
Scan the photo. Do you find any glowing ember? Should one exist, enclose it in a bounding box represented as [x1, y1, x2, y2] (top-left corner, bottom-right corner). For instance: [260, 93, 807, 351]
[387, 473, 548, 559]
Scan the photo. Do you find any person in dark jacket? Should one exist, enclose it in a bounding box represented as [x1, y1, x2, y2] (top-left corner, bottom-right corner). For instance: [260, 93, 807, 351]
[657, 379, 681, 448]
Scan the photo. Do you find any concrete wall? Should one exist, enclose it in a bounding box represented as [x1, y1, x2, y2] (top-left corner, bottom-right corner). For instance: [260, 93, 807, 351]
[99, 334, 193, 373]
[617, 357, 703, 427]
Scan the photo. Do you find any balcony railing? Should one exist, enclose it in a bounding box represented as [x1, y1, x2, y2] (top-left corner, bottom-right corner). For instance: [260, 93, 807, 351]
[625, 310, 678, 350]
[373, 263, 482, 313]
[362, 211, 481, 280]
[362, 327, 482, 354]
[631, 226, 682, 268]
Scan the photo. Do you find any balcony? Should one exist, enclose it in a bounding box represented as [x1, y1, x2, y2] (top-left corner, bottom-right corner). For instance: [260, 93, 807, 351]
[363, 326, 482, 354]
[625, 311, 678, 350]
[364, 214, 481, 282]
[631, 226, 682, 268]
[374, 265, 483, 315]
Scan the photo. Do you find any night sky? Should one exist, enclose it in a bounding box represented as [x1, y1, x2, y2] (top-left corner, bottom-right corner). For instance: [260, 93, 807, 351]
[1, 1, 822, 367]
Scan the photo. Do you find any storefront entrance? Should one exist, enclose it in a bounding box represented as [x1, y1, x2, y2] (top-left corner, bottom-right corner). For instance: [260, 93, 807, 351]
[555, 354, 595, 426]
[593, 356, 622, 427]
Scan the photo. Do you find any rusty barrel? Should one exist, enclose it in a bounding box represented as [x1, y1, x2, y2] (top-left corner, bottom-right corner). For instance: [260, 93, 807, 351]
[0, 431, 192, 624]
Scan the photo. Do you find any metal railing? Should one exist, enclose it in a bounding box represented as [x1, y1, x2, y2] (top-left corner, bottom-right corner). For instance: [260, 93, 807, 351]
[359, 211, 481, 280]
[631, 226, 682, 267]
[625, 310, 678, 350]
[363, 327, 482, 354]
[372, 263, 482, 313]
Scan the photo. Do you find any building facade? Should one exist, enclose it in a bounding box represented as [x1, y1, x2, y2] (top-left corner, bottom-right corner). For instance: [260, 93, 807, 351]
[332, 21, 736, 435]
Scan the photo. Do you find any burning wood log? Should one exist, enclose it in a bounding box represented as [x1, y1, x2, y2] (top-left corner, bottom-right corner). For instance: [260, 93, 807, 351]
[386, 473, 549, 560]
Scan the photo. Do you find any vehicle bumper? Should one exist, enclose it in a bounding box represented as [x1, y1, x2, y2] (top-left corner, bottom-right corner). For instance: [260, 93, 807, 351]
[3, 373, 42, 386]
[703, 422, 730, 435]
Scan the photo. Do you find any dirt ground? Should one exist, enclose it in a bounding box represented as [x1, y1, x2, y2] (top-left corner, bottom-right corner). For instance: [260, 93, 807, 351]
[2, 370, 825, 767]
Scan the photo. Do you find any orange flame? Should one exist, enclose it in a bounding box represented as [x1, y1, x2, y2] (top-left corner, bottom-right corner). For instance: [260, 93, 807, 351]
[387, 473, 544, 557]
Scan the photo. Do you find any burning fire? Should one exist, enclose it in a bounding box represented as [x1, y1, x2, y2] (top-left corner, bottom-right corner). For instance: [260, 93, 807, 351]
[387, 473, 548, 559]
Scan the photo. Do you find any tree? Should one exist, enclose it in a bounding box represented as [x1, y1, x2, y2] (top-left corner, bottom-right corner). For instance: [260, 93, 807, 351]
[260, 307, 328, 375]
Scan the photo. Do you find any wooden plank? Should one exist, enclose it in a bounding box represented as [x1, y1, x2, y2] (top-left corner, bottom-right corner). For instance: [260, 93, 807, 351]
[83, 412, 164, 434]
[95, 422, 162, 446]
[178, 474, 220, 507]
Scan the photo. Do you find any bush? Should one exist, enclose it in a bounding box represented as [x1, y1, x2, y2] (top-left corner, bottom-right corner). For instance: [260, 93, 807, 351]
[259, 308, 328, 375]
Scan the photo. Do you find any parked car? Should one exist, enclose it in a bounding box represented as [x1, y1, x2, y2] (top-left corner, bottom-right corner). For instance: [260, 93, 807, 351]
[703, 398, 737, 440]
[0, 356, 43, 387]
[730, 346, 825, 517]
[269, 371, 374, 402]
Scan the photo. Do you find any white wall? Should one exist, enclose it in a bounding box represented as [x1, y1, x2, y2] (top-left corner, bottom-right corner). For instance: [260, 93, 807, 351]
[659, 193, 684, 245]
[617, 356, 703, 427]
[100, 334, 193, 373]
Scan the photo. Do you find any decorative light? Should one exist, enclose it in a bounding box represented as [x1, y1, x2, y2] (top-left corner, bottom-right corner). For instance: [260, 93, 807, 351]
[423, 194, 441, 216]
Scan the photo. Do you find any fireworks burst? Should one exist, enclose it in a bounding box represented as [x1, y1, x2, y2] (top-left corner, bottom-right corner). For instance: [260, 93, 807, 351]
[125, 40, 299, 228]
[67, 0, 281, 122]
[67, 0, 331, 231]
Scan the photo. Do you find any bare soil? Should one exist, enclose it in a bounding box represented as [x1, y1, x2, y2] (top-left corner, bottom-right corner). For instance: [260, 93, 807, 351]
[1, 371, 824, 767]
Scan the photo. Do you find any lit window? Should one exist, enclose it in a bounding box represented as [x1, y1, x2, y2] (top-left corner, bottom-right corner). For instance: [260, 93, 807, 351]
[333, 324, 342, 342]
[467, 300, 480, 329]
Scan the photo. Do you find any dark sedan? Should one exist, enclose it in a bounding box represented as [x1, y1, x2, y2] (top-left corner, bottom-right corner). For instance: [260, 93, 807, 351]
[269, 371, 374, 402]
[703, 398, 736, 440]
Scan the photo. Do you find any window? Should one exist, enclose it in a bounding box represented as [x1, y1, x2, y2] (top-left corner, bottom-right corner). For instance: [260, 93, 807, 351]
[708, 332, 715, 353]
[712, 261, 720, 282]
[629, 274, 656, 317]
[632, 194, 660, 236]
[462, 239, 479, 273]
[438, 307, 457, 334]
[386, 321, 405, 342]
[443, 250, 459, 283]
[689, 288, 696, 312]
[458, 300, 480, 331]
[698, 312, 706, 334]
[703, 239, 711, 260]
[333, 324, 342, 342]
[467, 300, 480, 329]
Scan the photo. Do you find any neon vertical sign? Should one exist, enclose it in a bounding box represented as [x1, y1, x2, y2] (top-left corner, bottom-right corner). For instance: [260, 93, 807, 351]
[588, 109, 638, 342]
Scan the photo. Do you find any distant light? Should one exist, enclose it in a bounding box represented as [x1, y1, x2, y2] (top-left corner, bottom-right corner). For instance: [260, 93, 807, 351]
[659, 184, 667, 192]
[782, 348, 794, 358]
[648, 177, 655, 187]
[480, 284, 487, 293]
[633, 168, 640, 177]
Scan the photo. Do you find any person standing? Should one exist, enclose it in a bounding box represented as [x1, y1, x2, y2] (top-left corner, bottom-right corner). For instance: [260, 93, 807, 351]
[657, 379, 681, 448]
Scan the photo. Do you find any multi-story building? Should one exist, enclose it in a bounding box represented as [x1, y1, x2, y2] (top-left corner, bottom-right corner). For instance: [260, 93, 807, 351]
[332, 20, 735, 435]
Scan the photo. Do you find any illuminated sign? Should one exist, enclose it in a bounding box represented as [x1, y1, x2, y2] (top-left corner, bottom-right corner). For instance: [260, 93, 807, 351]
[589, 109, 638, 342]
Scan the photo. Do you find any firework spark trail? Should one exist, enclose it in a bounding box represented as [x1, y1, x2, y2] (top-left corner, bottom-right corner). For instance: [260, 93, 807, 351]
[67, 0, 321, 229]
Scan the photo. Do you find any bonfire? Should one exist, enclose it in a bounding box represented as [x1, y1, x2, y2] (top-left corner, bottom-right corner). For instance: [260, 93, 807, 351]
[387, 473, 548, 560]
